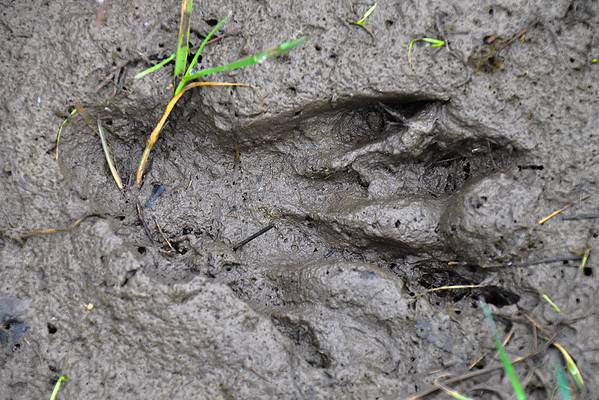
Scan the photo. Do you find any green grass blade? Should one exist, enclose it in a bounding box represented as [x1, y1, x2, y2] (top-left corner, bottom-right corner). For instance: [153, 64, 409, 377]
[480, 299, 527, 400]
[134, 53, 176, 80]
[175, 15, 230, 95]
[186, 16, 229, 76]
[185, 38, 304, 82]
[97, 121, 124, 190]
[174, 0, 193, 87]
[54, 107, 78, 160]
[353, 3, 377, 26]
[555, 363, 572, 400]
[421, 38, 445, 47]
[408, 37, 445, 68]
[49, 375, 68, 400]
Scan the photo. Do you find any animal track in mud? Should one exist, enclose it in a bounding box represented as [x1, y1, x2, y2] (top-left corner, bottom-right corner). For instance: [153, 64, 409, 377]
[260, 97, 521, 256]
[59, 94, 525, 367]
[61, 94, 524, 276]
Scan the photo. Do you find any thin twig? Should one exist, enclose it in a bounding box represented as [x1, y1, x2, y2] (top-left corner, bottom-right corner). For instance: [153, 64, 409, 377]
[233, 224, 275, 251]
[482, 255, 583, 269]
[421, 284, 489, 295]
[468, 329, 515, 370]
[154, 217, 175, 252]
[16, 214, 105, 240]
[537, 203, 572, 225]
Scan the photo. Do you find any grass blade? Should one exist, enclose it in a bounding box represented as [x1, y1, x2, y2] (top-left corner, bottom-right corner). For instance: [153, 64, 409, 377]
[185, 38, 305, 83]
[134, 53, 176, 80]
[135, 81, 250, 184]
[579, 247, 591, 271]
[553, 342, 584, 389]
[174, 0, 193, 88]
[408, 37, 446, 68]
[542, 293, 561, 313]
[555, 363, 572, 400]
[434, 379, 473, 400]
[352, 3, 377, 26]
[97, 120, 124, 190]
[54, 107, 78, 160]
[175, 16, 231, 95]
[480, 299, 527, 400]
[49, 375, 68, 400]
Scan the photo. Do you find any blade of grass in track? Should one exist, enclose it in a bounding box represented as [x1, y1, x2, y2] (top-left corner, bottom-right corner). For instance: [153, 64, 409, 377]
[54, 107, 78, 160]
[174, 0, 193, 88]
[49, 375, 68, 400]
[434, 380, 473, 400]
[480, 299, 527, 400]
[553, 342, 584, 389]
[352, 3, 377, 26]
[408, 37, 445, 68]
[555, 363, 571, 400]
[174, 16, 230, 95]
[135, 53, 176, 80]
[135, 81, 250, 184]
[97, 120, 124, 190]
[184, 38, 305, 82]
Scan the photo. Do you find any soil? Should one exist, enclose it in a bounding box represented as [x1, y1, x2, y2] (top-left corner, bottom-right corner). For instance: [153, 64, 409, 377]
[1, 1, 598, 399]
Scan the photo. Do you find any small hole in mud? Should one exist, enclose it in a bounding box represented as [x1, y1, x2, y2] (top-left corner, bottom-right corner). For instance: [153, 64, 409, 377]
[488, 8, 493, 15]
[394, 220, 401, 228]
[205, 18, 218, 26]
[569, 57, 575, 63]
[116, 215, 126, 221]
[116, 47, 121, 52]
[47, 323, 57, 335]
[385, 20, 394, 27]
[158, 43, 164, 48]
[314, 44, 322, 51]
[330, 53, 337, 59]
[583, 267, 593, 277]
[137, 246, 146, 255]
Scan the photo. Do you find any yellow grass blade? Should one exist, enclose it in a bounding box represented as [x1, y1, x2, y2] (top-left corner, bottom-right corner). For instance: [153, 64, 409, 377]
[135, 81, 250, 184]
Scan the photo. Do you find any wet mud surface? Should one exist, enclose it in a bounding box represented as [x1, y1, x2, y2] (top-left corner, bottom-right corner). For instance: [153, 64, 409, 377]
[1, 1, 598, 399]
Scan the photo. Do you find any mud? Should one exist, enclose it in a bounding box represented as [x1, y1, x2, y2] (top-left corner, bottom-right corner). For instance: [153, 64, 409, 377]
[1, 1, 598, 399]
